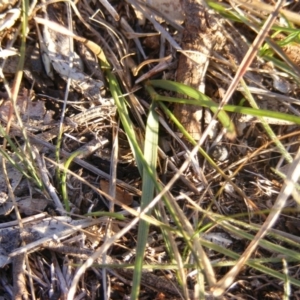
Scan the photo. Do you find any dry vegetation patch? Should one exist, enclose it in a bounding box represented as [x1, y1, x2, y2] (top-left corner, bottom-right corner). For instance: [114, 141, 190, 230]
[0, 0, 300, 299]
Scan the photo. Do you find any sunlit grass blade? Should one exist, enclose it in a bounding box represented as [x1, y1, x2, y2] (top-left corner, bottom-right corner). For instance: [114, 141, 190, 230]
[283, 259, 291, 300]
[186, 200, 300, 289]
[199, 236, 300, 288]
[105, 68, 144, 175]
[32, 17, 148, 179]
[146, 88, 255, 204]
[61, 151, 83, 212]
[131, 103, 159, 300]
[148, 80, 300, 126]
[0, 125, 43, 188]
[191, 204, 300, 260]
[153, 203, 190, 296]
[85, 211, 126, 220]
[147, 91, 261, 211]
[240, 78, 292, 163]
[149, 80, 236, 139]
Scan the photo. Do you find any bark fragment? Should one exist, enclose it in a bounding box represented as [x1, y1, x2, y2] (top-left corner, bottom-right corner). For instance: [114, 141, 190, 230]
[175, 0, 219, 140]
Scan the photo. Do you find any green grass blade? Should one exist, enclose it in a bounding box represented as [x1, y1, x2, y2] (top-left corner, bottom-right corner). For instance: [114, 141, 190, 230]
[61, 151, 82, 212]
[199, 236, 300, 289]
[239, 78, 292, 163]
[106, 71, 144, 175]
[149, 80, 236, 138]
[184, 203, 300, 289]
[0, 125, 43, 188]
[148, 80, 300, 126]
[131, 103, 159, 300]
[85, 211, 126, 220]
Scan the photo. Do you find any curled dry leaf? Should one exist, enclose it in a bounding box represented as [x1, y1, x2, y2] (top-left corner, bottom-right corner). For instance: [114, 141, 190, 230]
[38, 3, 104, 102]
[100, 180, 133, 205]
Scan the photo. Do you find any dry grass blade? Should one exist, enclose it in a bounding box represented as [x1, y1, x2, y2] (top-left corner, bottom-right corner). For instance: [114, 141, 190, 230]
[204, 0, 286, 142]
[126, 0, 182, 50]
[230, 0, 300, 26]
[164, 191, 216, 293]
[211, 146, 300, 296]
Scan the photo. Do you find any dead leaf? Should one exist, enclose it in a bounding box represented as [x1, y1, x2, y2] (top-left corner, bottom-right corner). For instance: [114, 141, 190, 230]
[16, 197, 50, 216]
[38, 3, 104, 102]
[0, 159, 23, 192]
[0, 88, 28, 122]
[100, 180, 133, 205]
[26, 100, 46, 119]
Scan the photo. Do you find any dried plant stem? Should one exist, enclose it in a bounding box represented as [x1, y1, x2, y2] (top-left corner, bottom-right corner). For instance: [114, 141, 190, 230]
[210, 0, 288, 296]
